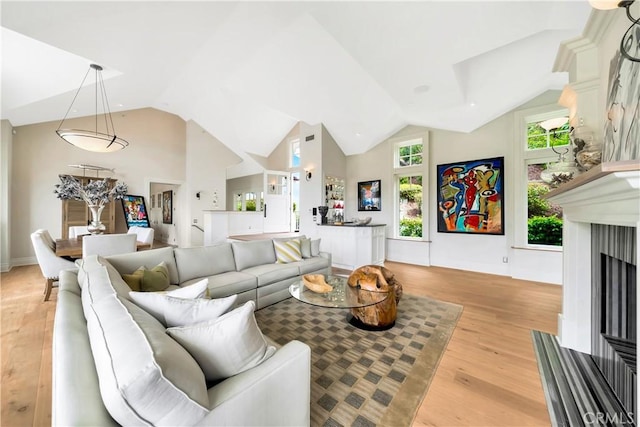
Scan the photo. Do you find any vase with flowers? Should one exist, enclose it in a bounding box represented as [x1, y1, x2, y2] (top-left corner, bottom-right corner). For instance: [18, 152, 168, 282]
[55, 175, 128, 234]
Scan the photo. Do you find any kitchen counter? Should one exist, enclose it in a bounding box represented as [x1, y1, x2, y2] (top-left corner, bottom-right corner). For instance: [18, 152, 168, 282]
[317, 223, 386, 227]
[316, 224, 386, 270]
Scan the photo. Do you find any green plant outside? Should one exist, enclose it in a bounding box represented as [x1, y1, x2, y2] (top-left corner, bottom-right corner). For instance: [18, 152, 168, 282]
[527, 183, 551, 217]
[399, 183, 422, 205]
[246, 199, 256, 211]
[400, 217, 422, 238]
[528, 216, 563, 246]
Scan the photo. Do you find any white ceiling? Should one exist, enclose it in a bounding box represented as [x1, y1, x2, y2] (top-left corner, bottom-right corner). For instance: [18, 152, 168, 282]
[1, 1, 592, 157]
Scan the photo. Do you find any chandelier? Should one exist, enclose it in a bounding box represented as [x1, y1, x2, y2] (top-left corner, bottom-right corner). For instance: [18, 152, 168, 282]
[56, 64, 129, 152]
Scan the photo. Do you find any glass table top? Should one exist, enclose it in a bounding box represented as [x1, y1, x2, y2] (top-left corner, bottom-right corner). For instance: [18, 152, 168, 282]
[289, 274, 389, 309]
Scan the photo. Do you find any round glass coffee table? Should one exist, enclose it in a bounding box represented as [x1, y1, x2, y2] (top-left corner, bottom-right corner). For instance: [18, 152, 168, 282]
[289, 275, 393, 330]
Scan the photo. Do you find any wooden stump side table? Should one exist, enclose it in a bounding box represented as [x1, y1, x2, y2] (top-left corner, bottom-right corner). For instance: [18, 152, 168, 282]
[347, 265, 403, 330]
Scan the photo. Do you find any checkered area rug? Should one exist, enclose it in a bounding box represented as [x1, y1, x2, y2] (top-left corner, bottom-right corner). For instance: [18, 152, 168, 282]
[255, 294, 462, 427]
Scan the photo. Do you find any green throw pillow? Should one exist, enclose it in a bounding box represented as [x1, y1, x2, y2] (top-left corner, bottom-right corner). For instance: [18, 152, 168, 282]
[141, 262, 170, 292]
[122, 266, 145, 291]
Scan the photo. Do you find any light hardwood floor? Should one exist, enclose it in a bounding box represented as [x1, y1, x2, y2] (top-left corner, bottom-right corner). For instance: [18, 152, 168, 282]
[1, 261, 561, 426]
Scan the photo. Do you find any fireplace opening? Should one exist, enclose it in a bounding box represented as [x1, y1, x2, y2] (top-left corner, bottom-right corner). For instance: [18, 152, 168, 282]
[600, 253, 637, 372]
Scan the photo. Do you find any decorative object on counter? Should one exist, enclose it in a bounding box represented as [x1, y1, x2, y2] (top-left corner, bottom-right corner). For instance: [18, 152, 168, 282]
[539, 145, 582, 187]
[437, 156, 504, 235]
[357, 180, 381, 211]
[55, 175, 127, 234]
[602, 40, 639, 162]
[318, 205, 329, 224]
[56, 64, 130, 152]
[302, 274, 333, 293]
[356, 216, 372, 225]
[572, 119, 602, 170]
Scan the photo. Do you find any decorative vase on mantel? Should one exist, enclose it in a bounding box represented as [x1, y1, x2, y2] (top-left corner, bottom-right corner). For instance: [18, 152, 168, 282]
[87, 204, 106, 235]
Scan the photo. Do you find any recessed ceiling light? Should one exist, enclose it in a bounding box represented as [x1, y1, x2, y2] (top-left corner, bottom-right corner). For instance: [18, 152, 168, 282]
[413, 85, 430, 94]
[117, 103, 123, 107]
[469, 102, 476, 107]
[355, 132, 362, 137]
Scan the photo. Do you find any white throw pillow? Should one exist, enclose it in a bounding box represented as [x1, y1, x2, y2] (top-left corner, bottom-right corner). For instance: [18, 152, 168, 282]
[163, 295, 238, 327]
[129, 279, 236, 326]
[167, 301, 276, 382]
[310, 238, 321, 256]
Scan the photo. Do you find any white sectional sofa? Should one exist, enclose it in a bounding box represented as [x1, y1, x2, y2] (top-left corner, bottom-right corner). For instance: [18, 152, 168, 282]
[53, 238, 330, 426]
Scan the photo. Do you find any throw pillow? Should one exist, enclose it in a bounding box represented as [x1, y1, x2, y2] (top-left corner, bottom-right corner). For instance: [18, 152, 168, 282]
[300, 238, 312, 259]
[129, 280, 236, 327]
[162, 295, 238, 328]
[142, 261, 171, 292]
[310, 238, 321, 256]
[273, 238, 302, 264]
[122, 266, 146, 291]
[168, 279, 209, 299]
[167, 301, 276, 382]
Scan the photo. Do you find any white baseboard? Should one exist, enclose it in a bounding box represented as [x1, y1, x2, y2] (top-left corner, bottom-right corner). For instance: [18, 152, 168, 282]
[11, 256, 37, 267]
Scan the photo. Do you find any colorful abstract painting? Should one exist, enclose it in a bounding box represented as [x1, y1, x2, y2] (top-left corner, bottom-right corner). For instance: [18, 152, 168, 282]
[437, 156, 504, 235]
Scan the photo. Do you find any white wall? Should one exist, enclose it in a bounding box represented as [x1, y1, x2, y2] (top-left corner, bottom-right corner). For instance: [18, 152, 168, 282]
[9, 107, 186, 265]
[299, 122, 324, 236]
[1, 120, 13, 271]
[185, 120, 242, 246]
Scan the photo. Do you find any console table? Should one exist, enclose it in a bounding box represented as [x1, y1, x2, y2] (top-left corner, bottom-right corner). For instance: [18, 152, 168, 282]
[55, 238, 151, 258]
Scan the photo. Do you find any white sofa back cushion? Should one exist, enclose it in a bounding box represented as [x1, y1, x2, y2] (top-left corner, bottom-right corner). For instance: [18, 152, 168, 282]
[81, 257, 210, 425]
[174, 244, 237, 283]
[231, 240, 277, 271]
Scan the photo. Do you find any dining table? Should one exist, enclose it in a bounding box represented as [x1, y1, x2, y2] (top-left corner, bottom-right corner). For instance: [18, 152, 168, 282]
[55, 237, 151, 258]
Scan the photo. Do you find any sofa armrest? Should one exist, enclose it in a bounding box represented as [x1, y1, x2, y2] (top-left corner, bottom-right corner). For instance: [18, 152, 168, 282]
[53, 270, 118, 427]
[197, 340, 311, 426]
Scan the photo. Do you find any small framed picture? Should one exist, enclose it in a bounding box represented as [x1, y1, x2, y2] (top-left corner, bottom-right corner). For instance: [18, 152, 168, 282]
[157, 193, 163, 208]
[151, 194, 156, 208]
[162, 190, 173, 224]
[358, 180, 381, 211]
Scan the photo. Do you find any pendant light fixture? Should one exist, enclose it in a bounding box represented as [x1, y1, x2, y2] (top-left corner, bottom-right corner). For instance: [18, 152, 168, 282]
[56, 64, 129, 152]
[589, 0, 640, 62]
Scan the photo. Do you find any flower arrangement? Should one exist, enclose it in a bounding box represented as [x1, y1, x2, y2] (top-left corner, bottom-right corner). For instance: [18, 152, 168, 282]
[54, 175, 128, 207]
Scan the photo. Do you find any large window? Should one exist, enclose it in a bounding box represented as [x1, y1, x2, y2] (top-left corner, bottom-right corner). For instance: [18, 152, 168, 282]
[290, 139, 300, 168]
[398, 175, 423, 238]
[393, 137, 426, 239]
[523, 112, 568, 246]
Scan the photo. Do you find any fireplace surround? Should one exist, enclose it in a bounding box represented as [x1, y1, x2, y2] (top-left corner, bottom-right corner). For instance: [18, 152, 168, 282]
[547, 160, 640, 416]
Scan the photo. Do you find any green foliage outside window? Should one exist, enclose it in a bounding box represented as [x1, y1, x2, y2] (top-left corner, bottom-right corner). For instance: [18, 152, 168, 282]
[399, 217, 422, 238]
[527, 122, 570, 150]
[246, 200, 256, 211]
[527, 216, 563, 246]
[399, 144, 423, 166]
[527, 183, 551, 217]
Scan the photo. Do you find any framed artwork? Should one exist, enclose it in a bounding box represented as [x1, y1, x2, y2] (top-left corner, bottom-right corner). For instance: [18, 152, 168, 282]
[151, 194, 155, 208]
[157, 193, 163, 208]
[120, 195, 151, 229]
[358, 180, 381, 211]
[162, 190, 173, 224]
[436, 156, 504, 235]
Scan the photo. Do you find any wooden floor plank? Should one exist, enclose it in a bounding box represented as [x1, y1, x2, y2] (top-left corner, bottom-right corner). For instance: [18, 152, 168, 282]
[0, 261, 561, 426]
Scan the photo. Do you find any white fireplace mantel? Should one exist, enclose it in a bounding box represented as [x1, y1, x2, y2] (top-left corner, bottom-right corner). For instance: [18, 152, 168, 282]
[547, 160, 640, 353]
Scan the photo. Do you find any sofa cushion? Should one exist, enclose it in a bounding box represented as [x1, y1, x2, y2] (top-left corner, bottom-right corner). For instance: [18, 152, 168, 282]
[129, 292, 237, 327]
[127, 279, 209, 323]
[174, 244, 236, 283]
[311, 238, 321, 256]
[77, 256, 133, 301]
[105, 247, 180, 285]
[231, 240, 276, 271]
[300, 238, 312, 258]
[182, 272, 257, 298]
[167, 301, 276, 382]
[273, 238, 302, 263]
[82, 266, 209, 425]
[241, 263, 300, 287]
[291, 256, 331, 274]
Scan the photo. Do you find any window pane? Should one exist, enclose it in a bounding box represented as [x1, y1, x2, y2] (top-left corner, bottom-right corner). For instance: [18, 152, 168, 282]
[527, 163, 563, 245]
[412, 154, 423, 165]
[399, 174, 422, 238]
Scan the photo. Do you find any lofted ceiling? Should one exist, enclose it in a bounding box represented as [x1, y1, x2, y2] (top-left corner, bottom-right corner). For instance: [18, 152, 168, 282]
[1, 1, 592, 157]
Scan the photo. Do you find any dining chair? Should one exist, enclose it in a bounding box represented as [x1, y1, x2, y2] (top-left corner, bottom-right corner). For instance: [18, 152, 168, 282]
[68, 225, 90, 238]
[31, 229, 77, 301]
[127, 226, 155, 248]
[82, 233, 137, 257]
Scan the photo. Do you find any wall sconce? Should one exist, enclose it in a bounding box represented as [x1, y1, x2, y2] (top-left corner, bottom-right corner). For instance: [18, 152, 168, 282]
[589, 0, 640, 62]
[196, 191, 201, 200]
[305, 169, 313, 181]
